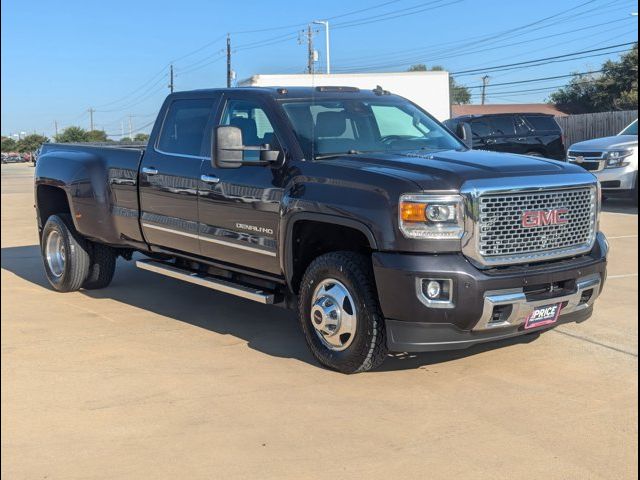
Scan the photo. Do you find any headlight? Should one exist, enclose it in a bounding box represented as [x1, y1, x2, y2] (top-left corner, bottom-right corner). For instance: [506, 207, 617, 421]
[399, 194, 465, 239]
[605, 149, 633, 168]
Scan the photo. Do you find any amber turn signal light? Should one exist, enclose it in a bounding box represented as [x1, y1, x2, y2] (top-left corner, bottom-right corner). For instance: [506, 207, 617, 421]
[400, 202, 426, 222]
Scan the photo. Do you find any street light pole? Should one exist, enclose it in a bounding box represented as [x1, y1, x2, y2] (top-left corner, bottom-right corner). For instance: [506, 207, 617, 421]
[313, 20, 330, 74]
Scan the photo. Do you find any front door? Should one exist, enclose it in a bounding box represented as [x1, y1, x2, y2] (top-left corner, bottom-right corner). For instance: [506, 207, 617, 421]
[139, 96, 217, 255]
[198, 94, 286, 274]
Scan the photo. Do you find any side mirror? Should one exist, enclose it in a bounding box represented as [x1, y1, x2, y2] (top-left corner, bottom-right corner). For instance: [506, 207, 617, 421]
[213, 125, 282, 169]
[214, 125, 244, 169]
[455, 122, 473, 149]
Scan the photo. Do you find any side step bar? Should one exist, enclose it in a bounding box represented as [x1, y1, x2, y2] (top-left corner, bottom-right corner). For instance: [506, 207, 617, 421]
[136, 259, 275, 304]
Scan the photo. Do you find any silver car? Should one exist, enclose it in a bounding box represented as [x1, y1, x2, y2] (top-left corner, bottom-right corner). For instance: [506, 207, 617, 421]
[567, 119, 638, 200]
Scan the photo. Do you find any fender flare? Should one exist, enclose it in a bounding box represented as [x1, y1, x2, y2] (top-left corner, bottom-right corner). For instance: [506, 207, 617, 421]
[279, 211, 378, 290]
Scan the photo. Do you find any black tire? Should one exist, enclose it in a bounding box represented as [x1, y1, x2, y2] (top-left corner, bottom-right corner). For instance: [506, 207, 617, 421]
[41, 214, 90, 292]
[298, 251, 388, 374]
[82, 242, 117, 290]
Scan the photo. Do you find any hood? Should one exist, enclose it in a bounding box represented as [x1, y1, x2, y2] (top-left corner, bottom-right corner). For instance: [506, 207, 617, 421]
[322, 149, 588, 191]
[570, 135, 638, 151]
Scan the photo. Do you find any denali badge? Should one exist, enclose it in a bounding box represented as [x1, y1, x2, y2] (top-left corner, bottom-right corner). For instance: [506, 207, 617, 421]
[235, 223, 274, 236]
[522, 209, 569, 228]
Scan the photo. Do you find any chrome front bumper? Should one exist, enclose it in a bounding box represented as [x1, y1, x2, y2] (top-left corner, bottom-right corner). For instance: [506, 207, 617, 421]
[473, 273, 602, 331]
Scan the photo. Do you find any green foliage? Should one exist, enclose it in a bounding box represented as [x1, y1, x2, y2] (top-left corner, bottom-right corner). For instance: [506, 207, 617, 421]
[119, 137, 132, 143]
[408, 64, 471, 105]
[16, 134, 48, 153]
[55, 126, 88, 143]
[86, 130, 108, 142]
[133, 133, 150, 142]
[1, 136, 17, 152]
[550, 44, 638, 113]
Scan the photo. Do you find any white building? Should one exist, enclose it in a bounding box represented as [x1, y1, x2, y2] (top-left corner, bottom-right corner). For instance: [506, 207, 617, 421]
[238, 71, 451, 121]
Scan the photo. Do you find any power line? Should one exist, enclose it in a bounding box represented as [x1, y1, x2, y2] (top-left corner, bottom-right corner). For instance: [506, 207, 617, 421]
[466, 69, 605, 90]
[451, 42, 637, 76]
[332, 0, 633, 71]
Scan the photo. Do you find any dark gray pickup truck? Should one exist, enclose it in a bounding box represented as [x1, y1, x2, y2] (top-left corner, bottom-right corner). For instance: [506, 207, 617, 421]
[35, 87, 608, 373]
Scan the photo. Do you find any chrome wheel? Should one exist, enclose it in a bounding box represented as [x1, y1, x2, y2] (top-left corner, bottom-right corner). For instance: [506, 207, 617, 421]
[310, 279, 357, 351]
[45, 230, 66, 278]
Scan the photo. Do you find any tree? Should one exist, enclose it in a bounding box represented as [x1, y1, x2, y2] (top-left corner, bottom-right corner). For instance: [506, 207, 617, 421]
[55, 126, 88, 143]
[1, 136, 17, 152]
[408, 64, 471, 105]
[86, 130, 108, 142]
[16, 134, 48, 153]
[133, 133, 150, 142]
[550, 44, 638, 113]
[119, 137, 132, 143]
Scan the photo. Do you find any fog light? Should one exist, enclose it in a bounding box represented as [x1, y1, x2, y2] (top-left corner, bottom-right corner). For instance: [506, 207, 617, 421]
[426, 280, 442, 299]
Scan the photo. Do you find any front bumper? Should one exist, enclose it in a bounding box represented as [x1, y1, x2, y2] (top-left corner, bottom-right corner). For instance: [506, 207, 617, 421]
[595, 165, 637, 191]
[373, 232, 608, 352]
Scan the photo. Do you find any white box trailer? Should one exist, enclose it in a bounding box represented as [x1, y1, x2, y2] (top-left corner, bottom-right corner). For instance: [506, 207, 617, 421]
[238, 71, 451, 121]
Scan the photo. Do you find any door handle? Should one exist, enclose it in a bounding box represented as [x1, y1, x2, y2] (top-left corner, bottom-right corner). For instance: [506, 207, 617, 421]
[142, 167, 159, 175]
[517, 138, 527, 141]
[200, 174, 220, 184]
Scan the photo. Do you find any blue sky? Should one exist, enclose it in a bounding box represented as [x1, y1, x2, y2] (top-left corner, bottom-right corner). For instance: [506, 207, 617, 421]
[1, 0, 637, 138]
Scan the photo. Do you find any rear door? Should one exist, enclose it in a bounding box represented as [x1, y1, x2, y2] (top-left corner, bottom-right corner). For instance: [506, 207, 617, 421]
[487, 115, 518, 154]
[469, 117, 493, 150]
[139, 96, 218, 254]
[197, 93, 286, 274]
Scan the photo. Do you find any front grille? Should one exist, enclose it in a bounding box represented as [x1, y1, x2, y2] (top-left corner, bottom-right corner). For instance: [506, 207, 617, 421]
[570, 160, 602, 172]
[568, 151, 603, 158]
[477, 187, 597, 261]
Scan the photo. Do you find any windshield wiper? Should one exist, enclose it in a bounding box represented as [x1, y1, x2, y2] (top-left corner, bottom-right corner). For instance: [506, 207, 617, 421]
[314, 149, 363, 160]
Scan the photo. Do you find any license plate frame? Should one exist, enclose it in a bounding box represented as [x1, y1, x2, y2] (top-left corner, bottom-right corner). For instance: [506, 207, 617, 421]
[524, 303, 562, 330]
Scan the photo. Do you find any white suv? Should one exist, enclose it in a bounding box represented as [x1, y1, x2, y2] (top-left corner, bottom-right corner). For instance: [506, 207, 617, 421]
[567, 119, 638, 201]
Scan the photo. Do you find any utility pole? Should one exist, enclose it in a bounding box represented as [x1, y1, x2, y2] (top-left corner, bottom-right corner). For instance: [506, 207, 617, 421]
[226, 33, 232, 88]
[128, 115, 133, 140]
[480, 75, 490, 105]
[54, 121, 58, 140]
[88, 108, 95, 131]
[306, 25, 315, 74]
[169, 64, 174, 93]
[313, 20, 330, 74]
[121, 121, 124, 140]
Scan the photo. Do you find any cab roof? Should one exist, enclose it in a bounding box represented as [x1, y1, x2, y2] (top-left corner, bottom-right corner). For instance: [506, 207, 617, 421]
[172, 86, 397, 100]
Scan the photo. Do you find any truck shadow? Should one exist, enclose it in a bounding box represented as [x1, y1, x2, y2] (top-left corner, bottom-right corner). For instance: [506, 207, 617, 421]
[3, 245, 543, 373]
[602, 197, 637, 215]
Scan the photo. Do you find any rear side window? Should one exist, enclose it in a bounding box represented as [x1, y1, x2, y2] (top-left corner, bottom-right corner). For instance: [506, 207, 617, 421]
[489, 116, 516, 136]
[157, 99, 214, 156]
[470, 119, 491, 138]
[524, 115, 559, 131]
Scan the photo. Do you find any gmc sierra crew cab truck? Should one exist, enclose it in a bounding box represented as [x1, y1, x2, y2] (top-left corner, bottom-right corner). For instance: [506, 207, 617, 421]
[35, 87, 608, 373]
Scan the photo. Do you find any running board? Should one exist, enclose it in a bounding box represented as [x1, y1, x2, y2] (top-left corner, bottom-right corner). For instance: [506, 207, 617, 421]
[135, 259, 275, 304]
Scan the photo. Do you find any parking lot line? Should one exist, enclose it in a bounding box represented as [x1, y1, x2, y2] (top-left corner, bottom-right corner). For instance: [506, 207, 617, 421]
[607, 235, 638, 239]
[607, 273, 638, 279]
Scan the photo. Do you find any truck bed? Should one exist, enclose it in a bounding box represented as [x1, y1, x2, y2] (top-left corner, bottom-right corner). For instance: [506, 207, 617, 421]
[37, 142, 147, 247]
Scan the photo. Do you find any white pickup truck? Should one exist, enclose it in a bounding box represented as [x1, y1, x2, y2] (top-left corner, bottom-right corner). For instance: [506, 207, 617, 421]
[567, 119, 638, 201]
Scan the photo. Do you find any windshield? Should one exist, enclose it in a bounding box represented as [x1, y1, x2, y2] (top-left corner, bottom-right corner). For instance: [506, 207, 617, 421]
[619, 119, 638, 136]
[280, 97, 464, 159]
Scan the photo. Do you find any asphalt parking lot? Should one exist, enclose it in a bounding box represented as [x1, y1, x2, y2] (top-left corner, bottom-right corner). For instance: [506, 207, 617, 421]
[1, 162, 637, 479]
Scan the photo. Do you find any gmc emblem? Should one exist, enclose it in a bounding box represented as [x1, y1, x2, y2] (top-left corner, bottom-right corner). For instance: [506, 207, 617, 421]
[522, 209, 569, 228]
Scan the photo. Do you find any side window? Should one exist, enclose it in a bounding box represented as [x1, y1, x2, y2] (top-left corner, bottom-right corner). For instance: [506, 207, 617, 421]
[470, 119, 491, 138]
[489, 116, 516, 136]
[523, 115, 559, 132]
[157, 99, 214, 156]
[221, 100, 276, 161]
[515, 116, 531, 135]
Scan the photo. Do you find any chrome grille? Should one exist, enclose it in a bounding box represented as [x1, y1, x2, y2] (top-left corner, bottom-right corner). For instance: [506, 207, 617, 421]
[477, 187, 597, 260]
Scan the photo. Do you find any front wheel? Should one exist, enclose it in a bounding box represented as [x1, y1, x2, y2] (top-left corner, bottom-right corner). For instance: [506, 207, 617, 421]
[298, 252, 388, 374]
[41, 215, 90, 292]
